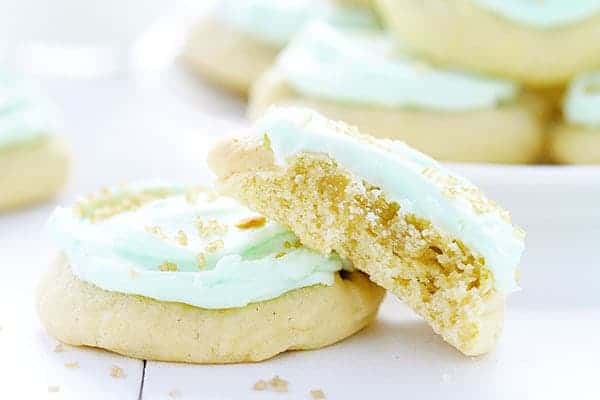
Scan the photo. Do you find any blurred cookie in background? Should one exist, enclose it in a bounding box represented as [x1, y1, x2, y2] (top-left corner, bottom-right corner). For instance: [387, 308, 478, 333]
[0, 69, 70, 212]
[182, 0, 378, 96]
[249, 22, 550, 164]
[375, 0, 600, 88]
[550, 71, 600, 164]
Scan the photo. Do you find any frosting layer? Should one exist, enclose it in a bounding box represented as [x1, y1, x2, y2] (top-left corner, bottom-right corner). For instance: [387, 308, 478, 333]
[0, 69, 56, 148]
[472, 0, 600, 28]
[277, 22, 518, 111]
[214, 0, 378, 47]
[564, 71, 600, 128]
[256, 107, 524, 292]
[48, 184, 343, 309]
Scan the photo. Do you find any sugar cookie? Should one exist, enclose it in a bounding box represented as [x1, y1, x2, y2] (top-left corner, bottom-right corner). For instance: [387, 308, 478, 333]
[209, 107, 526, 355]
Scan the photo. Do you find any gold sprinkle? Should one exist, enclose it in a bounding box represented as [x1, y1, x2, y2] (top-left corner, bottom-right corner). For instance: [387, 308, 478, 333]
[263, 133, 271, 149]
[48, 385, 60, 393]
[310, 389, 326, 399]
[196, 253, 206, 269]
[269, 376, 289, 392]
[196, 218, 228, 238]
[185, 187, 201, 204]
[205, 240, 224, 253]
[515, 269, 522, 282]
[110, 365, 125, 378]
[159, 262, 178, 272]
[283, 240, 301, 249]
[235, 215, 266, 229]
[53, 343, 65, 353]
[146, 225, 166, 238]
[275, 252, 286, 258]
[65, 361, 79, 369]
[584, 81, 600, 95]
[253, 380, 268, 391]
[176, 230, 188, 246]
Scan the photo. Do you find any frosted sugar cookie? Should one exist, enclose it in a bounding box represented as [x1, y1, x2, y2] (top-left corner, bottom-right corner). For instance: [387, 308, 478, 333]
[550, 72, 600, 164]
[375, 0, 600, 87]
[37, 183, 384, 363]
[0, 70, 69, 212]
[183, 0, 378, 95]
[249, 22, 547, 163]
[208, 107, 526, 355]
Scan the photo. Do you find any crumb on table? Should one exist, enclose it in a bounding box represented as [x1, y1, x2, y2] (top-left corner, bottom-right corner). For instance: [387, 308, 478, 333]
[310, 389, 326, 399]
[110, 365, 125, 378]
[48, 385, 60, 393]
[252, 376, 289, 393]
[64, 361, 79, 369]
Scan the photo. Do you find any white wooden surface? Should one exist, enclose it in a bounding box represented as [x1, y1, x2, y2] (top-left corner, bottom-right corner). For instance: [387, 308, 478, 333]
[1, 65, 600, 399]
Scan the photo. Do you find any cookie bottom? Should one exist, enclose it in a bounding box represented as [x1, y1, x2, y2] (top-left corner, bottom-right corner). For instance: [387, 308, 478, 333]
[249, 68, 547, 164]
[37, 258, 385, 364]
[183, 18, 279, 96]
[550, 125, 600, 164]
[0, 136, 69, 212]
[376, 0, 600, 87]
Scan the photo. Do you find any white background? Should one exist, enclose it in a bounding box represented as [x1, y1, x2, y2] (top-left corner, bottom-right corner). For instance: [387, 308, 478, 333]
[1, 1, 599, 399]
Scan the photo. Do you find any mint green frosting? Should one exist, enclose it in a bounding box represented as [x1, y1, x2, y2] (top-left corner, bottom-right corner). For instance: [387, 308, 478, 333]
[277, 22, 518, 111]
[564, 71, 600, 128]
[255, 107, 524, 293]
[48, 184, 343, 309]
[472, 0, 600, 28]
[0, 69, 57, 148]
[214, 0, 378, 47]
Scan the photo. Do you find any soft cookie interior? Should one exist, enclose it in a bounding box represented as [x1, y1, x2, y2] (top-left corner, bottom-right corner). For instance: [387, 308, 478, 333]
[209, 133, 510, 356]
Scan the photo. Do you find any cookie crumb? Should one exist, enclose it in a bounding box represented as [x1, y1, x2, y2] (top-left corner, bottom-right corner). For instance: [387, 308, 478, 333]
[48, 385, 60, 393]
[310, 389, 326, 399]
[159, 262, 178, 272]
[53, 343, 65, 353]
[253, 380, 268, 391]
[168, 389, 182, 398]
[235, 215, 266, 229]
[110, 365, 125, 378]
[205, 240, 224, 253]
[269, 376, 288, 393]
[176, 230, 189, 246]
[196, 218, 228, 237]
[196, 253, 206, 269]
[64, 361, 79, 369]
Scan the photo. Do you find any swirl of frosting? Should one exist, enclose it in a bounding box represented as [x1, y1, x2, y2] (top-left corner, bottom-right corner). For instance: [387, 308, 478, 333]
[471, 0, 600, 28]
[214, 0, 378, 47]
[564, 71, 600, 128]
[277, 22, 518, 111]
[48, 183, 343, 309]
[0, 69, 57, 148]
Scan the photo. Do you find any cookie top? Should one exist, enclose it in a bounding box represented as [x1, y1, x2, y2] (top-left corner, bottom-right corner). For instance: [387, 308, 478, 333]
[276, 22, 518, 111]
[0, 68, 58, 149]
[470, 0, 600, 28]
[255, 107, 525, 292]
[564, 71, 600, 128]
[48, 182, 344, 309]
[213, 0, 378, 47]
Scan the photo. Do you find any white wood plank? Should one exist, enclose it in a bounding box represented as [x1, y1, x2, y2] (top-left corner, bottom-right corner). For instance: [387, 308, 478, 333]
[0, 205, 144, 399]
[141, 297, 600, 400]
[0, 297, 144, 399]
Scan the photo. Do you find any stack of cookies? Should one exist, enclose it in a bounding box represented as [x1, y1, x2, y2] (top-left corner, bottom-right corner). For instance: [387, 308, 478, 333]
[185, 0, 600, 164]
